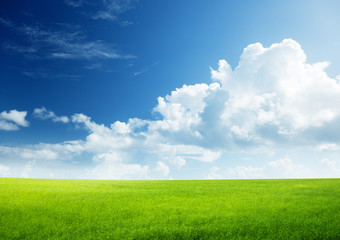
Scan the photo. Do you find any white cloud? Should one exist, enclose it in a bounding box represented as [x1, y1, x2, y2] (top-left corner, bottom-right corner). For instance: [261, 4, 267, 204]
[230, 125, 251, 140]
[225, 157, 312, 179]
[155, 161, 170, 177]
[227, 166, 264, 179]
[0, 141, 84, 163]
[34, 107, 69, 123]
[321, 158, 337, 168]
[0, 110, 29, 127]
[152, 83, 220, 133]
[0, 164, 10, 177]
[155, 143, 220, 165]
[21, 149, 59, 161]
[204, 166, 223, 179]
[72, 113, 135, 153]
[22, 160, 35, 178]
[320, 158, 340, 176]
[267, 157, 294, 169]
[88, 152, 149, 180]
[266, 157, 311, 178]
[0, 120, 19, 131]
[0, 110, 29, 131]
[317, 143, 340, 152]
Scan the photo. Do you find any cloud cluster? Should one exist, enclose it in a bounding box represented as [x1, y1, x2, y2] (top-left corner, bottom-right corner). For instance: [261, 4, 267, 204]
[0, 110, 29, 131]
[70, 112, 218, 178]
[1, 39, 340, 179]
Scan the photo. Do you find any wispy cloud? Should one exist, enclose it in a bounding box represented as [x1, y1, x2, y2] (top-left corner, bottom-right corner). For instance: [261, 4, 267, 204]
[133, 62, 159, 77]
[3, 43, 38, 59]
[64, 0, 138, 24]
[92, 0, 138, 21]
[0, 17, 134, 60]
[119, 20, 133, 27]
[84, 62, 134, 73]
[33, 107, 70, 123]
[64, 0, 84, 8]
[0, 17, 14, 28]
[84, 63, 103, 70]
[22, 70, 81, 80]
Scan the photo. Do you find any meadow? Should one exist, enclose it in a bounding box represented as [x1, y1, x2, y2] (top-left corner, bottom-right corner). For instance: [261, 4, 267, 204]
[0, 178, 339, 239]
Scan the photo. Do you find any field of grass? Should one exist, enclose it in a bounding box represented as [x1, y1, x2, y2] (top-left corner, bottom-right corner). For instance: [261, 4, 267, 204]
[0, 178, 339, 239]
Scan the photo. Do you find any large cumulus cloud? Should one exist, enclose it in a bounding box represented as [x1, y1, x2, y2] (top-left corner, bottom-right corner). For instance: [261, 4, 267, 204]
[150, 39, 340, 151]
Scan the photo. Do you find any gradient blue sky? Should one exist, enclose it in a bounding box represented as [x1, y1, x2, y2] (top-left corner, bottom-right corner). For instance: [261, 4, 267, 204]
[1, 0, 340, 179]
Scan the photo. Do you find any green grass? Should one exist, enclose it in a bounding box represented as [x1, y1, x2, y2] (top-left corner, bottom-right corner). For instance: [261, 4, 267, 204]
[0, 178, 339, 239]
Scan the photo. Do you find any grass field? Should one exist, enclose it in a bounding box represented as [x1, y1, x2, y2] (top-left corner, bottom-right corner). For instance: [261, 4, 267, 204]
[0, 178, 339, 239]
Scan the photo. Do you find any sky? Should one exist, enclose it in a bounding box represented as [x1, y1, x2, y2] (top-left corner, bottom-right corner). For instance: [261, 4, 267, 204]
[1, 0, 340, 179]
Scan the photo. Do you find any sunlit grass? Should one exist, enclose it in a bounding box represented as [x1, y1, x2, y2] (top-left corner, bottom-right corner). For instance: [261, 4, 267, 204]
[0, 178, 339, 239]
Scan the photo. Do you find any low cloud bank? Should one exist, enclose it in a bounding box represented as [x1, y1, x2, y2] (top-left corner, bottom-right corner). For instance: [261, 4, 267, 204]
[1, 39, 340, 179]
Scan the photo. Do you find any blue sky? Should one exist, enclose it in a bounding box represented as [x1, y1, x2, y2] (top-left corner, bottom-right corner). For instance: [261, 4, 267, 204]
[1, 0, 340, 179]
